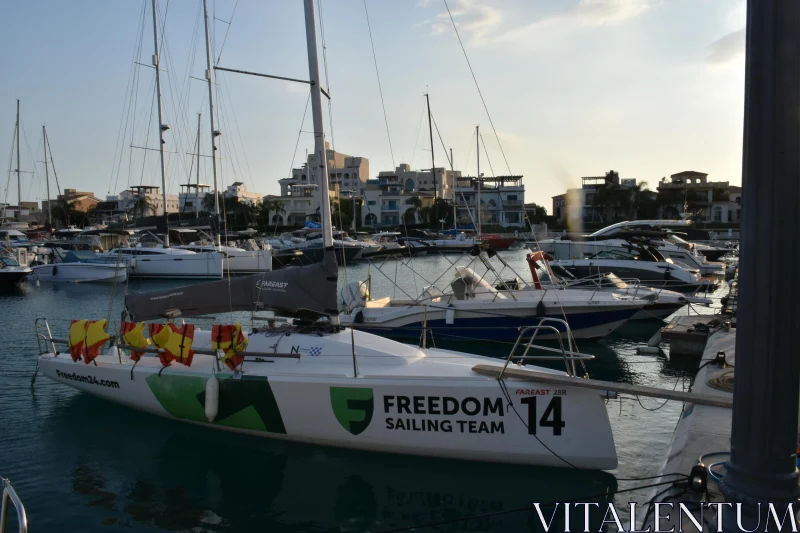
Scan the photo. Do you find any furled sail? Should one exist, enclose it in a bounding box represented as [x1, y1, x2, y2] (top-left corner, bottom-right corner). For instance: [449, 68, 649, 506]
[125, 249, 338, 321]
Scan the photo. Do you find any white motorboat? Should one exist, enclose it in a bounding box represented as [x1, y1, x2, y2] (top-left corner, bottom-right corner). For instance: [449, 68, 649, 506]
[525, 251, 712, 320]
[532, 224, 725, 276]
[0, 248, 31, 289]
[339, 262, 646, 340]
[34, 0, 618, 471]
[549, 242, 711, 294]
[31, 249, 127, 283]
[0, 229, 32, 248]
[93, 247, 223, 280]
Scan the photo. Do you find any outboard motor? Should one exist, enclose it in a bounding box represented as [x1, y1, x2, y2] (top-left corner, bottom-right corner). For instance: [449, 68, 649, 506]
[339, 280, 369, 312]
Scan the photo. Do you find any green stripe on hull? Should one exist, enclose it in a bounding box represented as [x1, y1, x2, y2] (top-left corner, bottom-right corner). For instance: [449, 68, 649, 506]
[146, 374, 287, 434]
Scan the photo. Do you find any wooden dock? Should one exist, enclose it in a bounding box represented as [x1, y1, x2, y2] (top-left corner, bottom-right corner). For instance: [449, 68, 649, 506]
[660, 315, 729, 357]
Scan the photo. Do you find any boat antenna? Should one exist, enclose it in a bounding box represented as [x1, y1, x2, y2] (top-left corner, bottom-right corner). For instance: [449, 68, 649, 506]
[202, 0, 222, 248]
[150, 0, 170, 248]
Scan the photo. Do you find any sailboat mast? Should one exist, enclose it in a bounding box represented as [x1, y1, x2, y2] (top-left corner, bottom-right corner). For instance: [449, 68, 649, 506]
[15, 100, 21, 216]
[195, 113, 201, 218]
[202, 0, 222, 247]
[150, 0, 170, 247]
[450, 147, 456, 228]
[476, 125, 481, 236]
[43, 126, 51, 224]
[425, 93, 437, 224]
[303, 0, 333, 250]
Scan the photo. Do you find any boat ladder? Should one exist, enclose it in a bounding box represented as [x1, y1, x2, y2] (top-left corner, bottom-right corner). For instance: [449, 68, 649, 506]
[1, 478, 27, 533]
[501, 317, 593, 378]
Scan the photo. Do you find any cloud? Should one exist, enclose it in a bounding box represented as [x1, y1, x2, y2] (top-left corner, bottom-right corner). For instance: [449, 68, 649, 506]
[284, 82, 309, 95]
[511, 0, 658, 32]
[572, 0, 658, 25]
[416, 0, 503, 45]
[706, 29, 745, 64]
[417, 0, 657, 46]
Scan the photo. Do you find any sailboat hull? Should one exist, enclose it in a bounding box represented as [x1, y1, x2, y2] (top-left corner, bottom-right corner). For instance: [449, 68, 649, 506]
[128, 253, 224, 279]
[36, 329, 617, 470]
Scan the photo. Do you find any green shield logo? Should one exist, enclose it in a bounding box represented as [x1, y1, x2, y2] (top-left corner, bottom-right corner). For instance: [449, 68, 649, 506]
[330, 387, 374, 435]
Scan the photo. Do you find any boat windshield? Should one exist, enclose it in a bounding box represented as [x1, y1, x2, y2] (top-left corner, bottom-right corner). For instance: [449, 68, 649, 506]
[0, 256, 21, 267]
[588, 250, 639, 260]
[533, 261, 554, 284]
[667, 234, 690, 245]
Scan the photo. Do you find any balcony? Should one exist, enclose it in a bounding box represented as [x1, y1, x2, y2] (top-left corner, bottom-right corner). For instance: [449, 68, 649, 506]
[503, 200, 523, 207]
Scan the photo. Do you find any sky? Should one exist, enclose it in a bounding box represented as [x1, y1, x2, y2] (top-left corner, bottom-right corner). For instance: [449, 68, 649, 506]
[0, 0, 746, 211]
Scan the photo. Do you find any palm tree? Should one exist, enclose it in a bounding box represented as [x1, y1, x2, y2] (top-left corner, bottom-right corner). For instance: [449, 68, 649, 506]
[203, 192, 227, 214]
[51, 198, 77, 228]
[261, 198, 285, 230]
[403, 196, 422, 225]
[628, 181, 649, 219]
[418, 206, 431, 226]
[432, 198, 453, 228]
[132, 195, 156, 221]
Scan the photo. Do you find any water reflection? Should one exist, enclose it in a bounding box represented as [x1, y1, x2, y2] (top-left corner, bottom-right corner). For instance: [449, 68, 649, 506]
[49, 393, 617, 532]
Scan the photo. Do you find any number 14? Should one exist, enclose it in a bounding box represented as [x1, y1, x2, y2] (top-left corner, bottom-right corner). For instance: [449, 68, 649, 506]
[520, 396, 565, 436]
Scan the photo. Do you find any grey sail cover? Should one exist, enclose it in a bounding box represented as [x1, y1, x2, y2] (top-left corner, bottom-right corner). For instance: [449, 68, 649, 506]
[125, 250, 338, 321]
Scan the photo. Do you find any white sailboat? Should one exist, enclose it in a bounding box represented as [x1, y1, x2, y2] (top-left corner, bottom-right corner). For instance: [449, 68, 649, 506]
[92, 246, 222, 280]
[34, 0, 618, 470]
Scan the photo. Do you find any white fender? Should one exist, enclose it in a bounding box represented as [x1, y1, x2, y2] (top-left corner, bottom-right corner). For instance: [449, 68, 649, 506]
[445, 307, 455, 325]
[107, 345, 121, 360]
[205, 372, 219, 422]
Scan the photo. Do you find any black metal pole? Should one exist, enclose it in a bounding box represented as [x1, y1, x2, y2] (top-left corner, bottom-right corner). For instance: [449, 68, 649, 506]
[719, 0, 800, 519]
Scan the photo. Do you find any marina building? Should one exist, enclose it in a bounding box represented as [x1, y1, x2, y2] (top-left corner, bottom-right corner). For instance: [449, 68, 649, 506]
[41, 188, 103, 216]
[656, 171, 742, 223]
[224, 182, 263, 206]
[178, 183, 211, 214]
[109, 186, 180, 217]
[263, 188, 326, 227]
[279, 143, 369, 196]
[361, 184, 435, 227]
[454, 175, 526, 228]
[268, 143, 368, 226]
[375, 163, 457, 199]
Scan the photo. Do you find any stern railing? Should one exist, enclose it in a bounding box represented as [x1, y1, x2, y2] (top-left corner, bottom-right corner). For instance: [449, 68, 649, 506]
[0, 478, 27, 533]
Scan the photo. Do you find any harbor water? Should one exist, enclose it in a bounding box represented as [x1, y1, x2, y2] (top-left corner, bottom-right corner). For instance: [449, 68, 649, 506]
[0, 250, 723, 532]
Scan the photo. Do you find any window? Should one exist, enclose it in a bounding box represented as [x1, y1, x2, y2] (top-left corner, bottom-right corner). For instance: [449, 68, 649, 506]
[507, 195, 517, 201]
[368, 200, 376, 206]
[713, 206, 723, 222]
